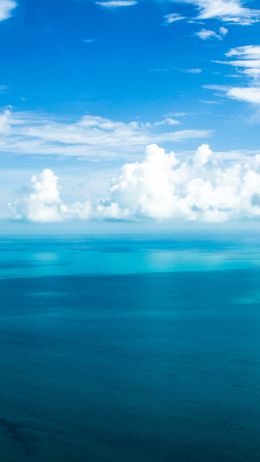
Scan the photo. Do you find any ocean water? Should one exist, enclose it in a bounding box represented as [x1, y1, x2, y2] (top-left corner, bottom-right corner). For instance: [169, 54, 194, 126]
[1, 234, 260, 461]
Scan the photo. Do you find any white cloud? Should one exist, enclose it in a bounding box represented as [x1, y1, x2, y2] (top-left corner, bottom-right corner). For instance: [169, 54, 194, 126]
[219, 26, 229, 36]
[212, 45, 260, 105]
[227, 87, 260, 104]
[13, 143, 260, 223]
[27, 169, 64, 223]
[108, 144, 179, 220]
[225, 45, 260, 79]
[183, 68, 203, 74]
[170, 0, 260, 25]
[100, 143, 260, 222]
[96, 201, 129, 219]
[0, 0, 16, 21]
[227, 45, 260, 59]
[26, 169, 91, 223]
[174, 67, 203, 74]
[0, 109, 211, 159]
[196, 26, 228, 40]
[154, 117, 181, 126]
[164, 12, 186, 24]
[96, 1, 137, 8]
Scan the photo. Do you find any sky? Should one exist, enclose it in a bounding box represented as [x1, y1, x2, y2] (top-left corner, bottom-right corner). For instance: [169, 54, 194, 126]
[0, 0, 260, 229]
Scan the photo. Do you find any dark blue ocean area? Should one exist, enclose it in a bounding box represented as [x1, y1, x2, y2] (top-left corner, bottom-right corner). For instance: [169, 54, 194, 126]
[1, 233, 260, 461]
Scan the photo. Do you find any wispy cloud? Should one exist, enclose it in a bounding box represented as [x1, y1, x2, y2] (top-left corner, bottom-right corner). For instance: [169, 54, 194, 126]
[226, 87, 260, 104]
[211, 45, 260, 105]
[0, 110, 212, 159]
[225, 45, 260, 79]
[180, 67, 203, 74]
[171, 66, 203, 75]
[0, 84, 9, 93]
[96, 1, 138, 8]
[170, 0, 260, 25]
[164, 12, 186, 24]
[82, 38, 95, 43]
[0, 0, 16, 21]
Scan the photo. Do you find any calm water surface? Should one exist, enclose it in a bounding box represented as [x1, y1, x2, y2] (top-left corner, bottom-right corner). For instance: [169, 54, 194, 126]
[1, 234, 260, 461]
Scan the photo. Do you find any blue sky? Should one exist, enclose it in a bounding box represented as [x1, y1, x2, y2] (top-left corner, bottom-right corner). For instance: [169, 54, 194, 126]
[0, 0, 260, 227]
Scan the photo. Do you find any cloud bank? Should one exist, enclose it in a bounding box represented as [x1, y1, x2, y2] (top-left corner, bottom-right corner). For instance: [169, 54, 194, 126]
[14, 143, 260, 223]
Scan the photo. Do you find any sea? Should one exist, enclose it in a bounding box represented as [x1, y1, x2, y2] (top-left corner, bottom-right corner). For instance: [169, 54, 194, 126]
[1, 233, 260, 462]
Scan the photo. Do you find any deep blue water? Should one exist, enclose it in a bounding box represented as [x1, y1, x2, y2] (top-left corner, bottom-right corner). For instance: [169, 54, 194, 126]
[1, 234, 260, 461]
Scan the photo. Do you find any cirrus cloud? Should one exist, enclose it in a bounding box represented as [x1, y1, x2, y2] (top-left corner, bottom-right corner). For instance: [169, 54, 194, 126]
[96, 1, 137, 8]
[0, 109, 211, 159]
[208, 45, 260, 105]
[171, 0, 260, 25]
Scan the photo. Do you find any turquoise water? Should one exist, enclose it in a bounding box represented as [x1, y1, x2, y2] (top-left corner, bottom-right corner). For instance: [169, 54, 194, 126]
[1, 235, 260, 461]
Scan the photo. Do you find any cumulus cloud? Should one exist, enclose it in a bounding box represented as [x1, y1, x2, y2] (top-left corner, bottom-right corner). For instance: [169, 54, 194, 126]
[171, 0, 260, 25]
[0, 109, 211, 159]
[27, 169, 63, 223]
[18, 143, 260, 223]
[0, 0, 16, 21]
[26, 169, 91, 223]
[99, 143, 260, 222]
